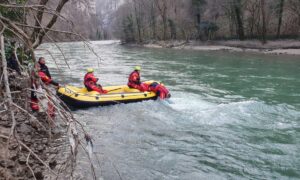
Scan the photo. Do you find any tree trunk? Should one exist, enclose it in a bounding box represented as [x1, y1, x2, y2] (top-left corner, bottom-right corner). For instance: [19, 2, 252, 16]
[32, 0, 70, 48]
[155, 0, 168, 40]
[133, 0, 142, 43]
[196, 13, 201, 39]
[1, 34, 16, 136]
[224, 7, 235, 37]
[162, 7, 167, 40]
[276, 0, 285, 38]
[233, 0, 245, 40]
[261, 0, 267, 44]
[150, 2, 157, 39]
[31, 0, 49, 41]
[168, 19, 176, 39]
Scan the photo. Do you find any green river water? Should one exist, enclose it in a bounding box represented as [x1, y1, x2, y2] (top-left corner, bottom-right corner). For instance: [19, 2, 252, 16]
[37, 41, 300, 180]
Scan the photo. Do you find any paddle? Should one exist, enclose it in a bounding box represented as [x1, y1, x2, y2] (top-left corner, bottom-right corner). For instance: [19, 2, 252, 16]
[107, 88, 122, 93]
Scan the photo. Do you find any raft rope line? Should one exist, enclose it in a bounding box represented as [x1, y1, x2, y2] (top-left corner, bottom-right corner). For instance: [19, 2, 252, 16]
[63, 86, 154, 99]
[62, 80, 162, 99]
[65, 86, 145, 104]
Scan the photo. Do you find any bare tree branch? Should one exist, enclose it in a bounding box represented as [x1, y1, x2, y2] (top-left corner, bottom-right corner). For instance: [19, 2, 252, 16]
[31, 0, 49, 41]
[26, 152, 37, 180]
[0, 14, 37, 62]
[0, 134, 58, 176]
[1, 32, 17, 176]
[32, 11, 70, 69]
[32, 0, 70, 48]
[0, 4, 45, 8]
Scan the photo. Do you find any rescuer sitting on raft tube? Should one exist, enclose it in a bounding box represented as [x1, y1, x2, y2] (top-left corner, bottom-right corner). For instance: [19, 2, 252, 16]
[128, 66, 171, 99]
[84, 68, 108, 94]
[128, 66, 148, 91]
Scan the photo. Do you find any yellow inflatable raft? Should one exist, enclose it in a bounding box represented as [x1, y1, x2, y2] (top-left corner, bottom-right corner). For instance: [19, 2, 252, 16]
[57, 81, 161, 108]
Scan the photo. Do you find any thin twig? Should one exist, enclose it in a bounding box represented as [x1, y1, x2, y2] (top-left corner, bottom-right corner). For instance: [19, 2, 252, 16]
[26, 152, 37, 180]
[0, 134, 58, 176]
[0, 4, 45, 8]
[11, 102, 47, 131]
[0, 71, 4, 85]
[108, 156, 123, 180]
[1, 34, 17, 172]
[79, 142, 97, 180]
[12, 43, 25, 72]
[35, 48, 63, 74]
[15, 22, 78, 35]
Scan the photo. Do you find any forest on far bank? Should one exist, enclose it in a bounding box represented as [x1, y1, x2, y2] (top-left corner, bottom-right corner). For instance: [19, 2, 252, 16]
[104, 0, 300, 43]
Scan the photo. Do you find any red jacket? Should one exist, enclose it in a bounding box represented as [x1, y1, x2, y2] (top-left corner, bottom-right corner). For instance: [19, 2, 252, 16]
[83, 73, 108, 94]
[38, 71, 58, 85]
[128, 70, 141, 88]
[38, 71, 50, 84]
[84, 72, 98, 88]
[149, 82, 170, 99]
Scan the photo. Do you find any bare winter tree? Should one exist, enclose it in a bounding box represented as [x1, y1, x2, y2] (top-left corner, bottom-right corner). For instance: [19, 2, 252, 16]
[154, 0, 168, 40]
[132, 0, 143, 43]
[30, 0, 70, 48]
[110, 0, 300, 43]
[276, 0, 285, 38]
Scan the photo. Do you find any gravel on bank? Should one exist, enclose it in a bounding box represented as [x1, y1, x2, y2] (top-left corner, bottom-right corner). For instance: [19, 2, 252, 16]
[140, 40, 300, 55]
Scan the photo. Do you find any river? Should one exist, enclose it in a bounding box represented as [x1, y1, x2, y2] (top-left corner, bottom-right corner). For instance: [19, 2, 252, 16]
[36, 41, 300, 180]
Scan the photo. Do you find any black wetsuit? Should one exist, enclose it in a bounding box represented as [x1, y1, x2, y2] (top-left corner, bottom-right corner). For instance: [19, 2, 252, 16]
[39, 63, 51, 79]
[7, 56, 21, 75]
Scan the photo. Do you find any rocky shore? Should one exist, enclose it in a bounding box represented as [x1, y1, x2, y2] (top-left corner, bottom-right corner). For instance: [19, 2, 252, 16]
[0, 113, 67, 179]
[0, 74, 68, 179]
[140, 40, 300, 55]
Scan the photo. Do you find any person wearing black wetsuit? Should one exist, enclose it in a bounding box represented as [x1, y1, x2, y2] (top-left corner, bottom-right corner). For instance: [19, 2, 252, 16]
[38, 57, 52, 78]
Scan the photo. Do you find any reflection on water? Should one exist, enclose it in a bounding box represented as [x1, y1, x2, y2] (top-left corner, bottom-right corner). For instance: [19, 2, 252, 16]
[36, 41, 300, 179]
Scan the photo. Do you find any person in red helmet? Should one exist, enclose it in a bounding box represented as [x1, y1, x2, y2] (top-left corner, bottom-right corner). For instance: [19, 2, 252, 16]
[128, 66, 148, 91]
[84, 68, 108, 94]
[148, 82, 171, 100]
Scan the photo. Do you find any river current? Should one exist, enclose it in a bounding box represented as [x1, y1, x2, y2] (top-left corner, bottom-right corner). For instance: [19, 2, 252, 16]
[36, 41, 300, 180]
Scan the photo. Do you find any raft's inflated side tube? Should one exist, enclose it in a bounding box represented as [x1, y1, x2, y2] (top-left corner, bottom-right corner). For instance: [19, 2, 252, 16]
[57, 81, 160, 108]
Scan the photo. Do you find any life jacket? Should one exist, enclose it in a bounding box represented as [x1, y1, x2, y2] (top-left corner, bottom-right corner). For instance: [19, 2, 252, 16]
[38, 71, 52, 85]
[128, 70, 140, 86]
[84, 73, 98, 88]
[149, 82, 170, 99]
[39, 64, 51, 78]
[30, 98, 39, 111]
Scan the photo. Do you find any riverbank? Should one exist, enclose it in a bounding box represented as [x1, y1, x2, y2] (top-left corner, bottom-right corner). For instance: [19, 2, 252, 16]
[140, 40, 300, 55]
[0, 73, 69, 179]
[0, 112, 65, 179]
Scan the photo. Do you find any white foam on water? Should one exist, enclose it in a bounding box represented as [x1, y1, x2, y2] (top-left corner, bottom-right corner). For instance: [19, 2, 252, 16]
[169, 91, 215, 112]
[165, 90, 300, 127]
